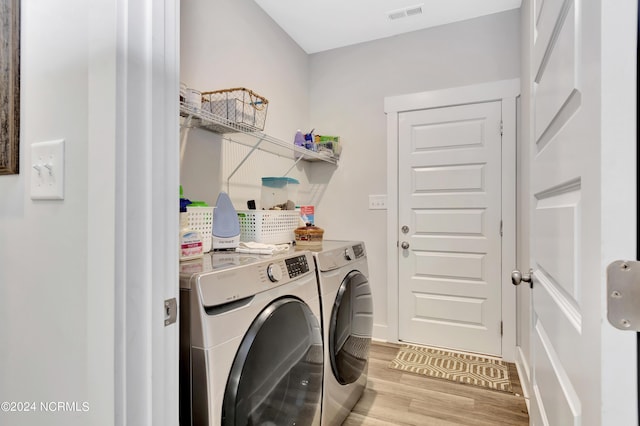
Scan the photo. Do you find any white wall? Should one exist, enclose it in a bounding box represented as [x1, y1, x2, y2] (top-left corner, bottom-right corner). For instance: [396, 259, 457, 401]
[308, 10, 521, 338]
[0, 1, 113, 425]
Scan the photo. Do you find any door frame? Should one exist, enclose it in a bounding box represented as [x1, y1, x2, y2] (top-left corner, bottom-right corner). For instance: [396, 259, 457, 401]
[384, 79, 520, 360]
[102, 0, 180, 424]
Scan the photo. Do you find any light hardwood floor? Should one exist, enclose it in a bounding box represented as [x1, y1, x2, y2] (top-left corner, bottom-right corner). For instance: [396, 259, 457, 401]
[343, 342, 530, 426]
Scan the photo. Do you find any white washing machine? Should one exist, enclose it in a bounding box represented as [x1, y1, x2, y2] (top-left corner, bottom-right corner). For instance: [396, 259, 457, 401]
[311, 240, 374, 426]
[179, 250, 323, 426]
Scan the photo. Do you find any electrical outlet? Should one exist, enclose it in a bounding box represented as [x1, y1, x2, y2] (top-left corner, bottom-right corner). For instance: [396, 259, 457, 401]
[369, 194, 387, 210]
[31, 139, 65, 200]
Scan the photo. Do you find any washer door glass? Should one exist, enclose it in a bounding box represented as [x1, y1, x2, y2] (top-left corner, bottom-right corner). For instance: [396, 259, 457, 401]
[329, 270, 374, 385]
[222, 297, 323, 426]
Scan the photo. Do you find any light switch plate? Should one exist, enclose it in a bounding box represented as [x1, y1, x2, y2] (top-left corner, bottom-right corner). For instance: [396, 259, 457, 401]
[31, 139, 65, 200]
[369, 194, 387, 210]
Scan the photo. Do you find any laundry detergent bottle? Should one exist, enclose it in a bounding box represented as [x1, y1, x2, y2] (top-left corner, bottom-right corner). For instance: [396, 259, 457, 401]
[294, 129, 305, 148]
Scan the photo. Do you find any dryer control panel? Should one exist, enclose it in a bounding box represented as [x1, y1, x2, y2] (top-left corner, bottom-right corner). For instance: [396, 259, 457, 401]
[285, 255, 310, 278]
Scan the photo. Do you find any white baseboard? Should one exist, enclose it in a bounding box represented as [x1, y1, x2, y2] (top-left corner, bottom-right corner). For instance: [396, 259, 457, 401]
[373, 323, 389, 342]
[515, 345, 532, 412]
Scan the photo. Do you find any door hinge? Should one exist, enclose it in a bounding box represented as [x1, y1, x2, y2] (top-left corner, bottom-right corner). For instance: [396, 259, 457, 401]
[499, 220, 503, 237]
[164, 298, 177, 326]
[607, 260, 640, 331]
[500, 321, 503, 336]
[500, 120, 503, 136]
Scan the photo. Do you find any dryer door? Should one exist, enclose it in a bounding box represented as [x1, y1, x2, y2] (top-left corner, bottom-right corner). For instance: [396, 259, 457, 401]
[329, 270, 374, 385]
[222, 297, 323, 426]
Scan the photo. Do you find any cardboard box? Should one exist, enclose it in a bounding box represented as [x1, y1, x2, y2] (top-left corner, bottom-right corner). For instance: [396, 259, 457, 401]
[299, 205, 315, 225]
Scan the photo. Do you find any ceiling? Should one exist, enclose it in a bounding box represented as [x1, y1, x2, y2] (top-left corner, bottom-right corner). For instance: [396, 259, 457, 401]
[253, 0, 522, 54]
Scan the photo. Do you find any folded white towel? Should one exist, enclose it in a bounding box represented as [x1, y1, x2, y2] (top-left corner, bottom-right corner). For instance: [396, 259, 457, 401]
[235, 241, 291, 255]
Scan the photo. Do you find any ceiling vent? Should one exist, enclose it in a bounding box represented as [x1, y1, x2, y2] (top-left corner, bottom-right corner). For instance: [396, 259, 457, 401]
[387, 4, 423, 20]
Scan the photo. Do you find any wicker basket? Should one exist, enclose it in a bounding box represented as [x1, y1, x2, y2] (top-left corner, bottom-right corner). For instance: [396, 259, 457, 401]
[201, 88, 268, 131]
[186, 206, 214, 252]
[237, 210, 300, 244]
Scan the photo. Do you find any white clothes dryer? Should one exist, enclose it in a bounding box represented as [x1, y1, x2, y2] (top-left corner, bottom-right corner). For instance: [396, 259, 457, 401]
[179, 250, 323, 426]
[310, 241, 373, 426]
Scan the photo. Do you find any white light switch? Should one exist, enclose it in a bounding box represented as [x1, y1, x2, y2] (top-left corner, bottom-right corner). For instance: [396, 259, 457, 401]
[368, 194, 387, 210]
[31, 139, 65, 200]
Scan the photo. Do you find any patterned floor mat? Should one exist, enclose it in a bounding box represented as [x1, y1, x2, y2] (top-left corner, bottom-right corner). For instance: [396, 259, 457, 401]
[389, 344, 514, 393]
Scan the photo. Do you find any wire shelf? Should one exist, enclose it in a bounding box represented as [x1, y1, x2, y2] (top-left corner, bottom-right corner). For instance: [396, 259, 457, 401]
[180, 102, 338, 165]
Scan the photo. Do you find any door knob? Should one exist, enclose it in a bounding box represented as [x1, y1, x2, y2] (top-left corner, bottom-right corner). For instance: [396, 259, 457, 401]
[511, 268, 533, 287]
[400, 241, 410, 249]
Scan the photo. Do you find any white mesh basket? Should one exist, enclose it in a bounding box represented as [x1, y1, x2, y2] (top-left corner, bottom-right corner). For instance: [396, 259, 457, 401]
[237, 210, 300, 244]
[186, 206, 214, 252]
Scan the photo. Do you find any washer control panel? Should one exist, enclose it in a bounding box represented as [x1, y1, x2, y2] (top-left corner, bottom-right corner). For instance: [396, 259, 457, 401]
[285, 255, 310, 278]
[195, 251, 316, 307]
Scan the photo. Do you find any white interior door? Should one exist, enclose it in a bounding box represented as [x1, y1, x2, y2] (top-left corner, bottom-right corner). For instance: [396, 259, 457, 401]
[398, 101, 503, 356]
[525, 0, 637, 424]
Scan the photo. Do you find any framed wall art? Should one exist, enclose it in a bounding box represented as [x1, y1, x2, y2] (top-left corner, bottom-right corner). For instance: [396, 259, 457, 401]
[0, 0, 20, 175]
